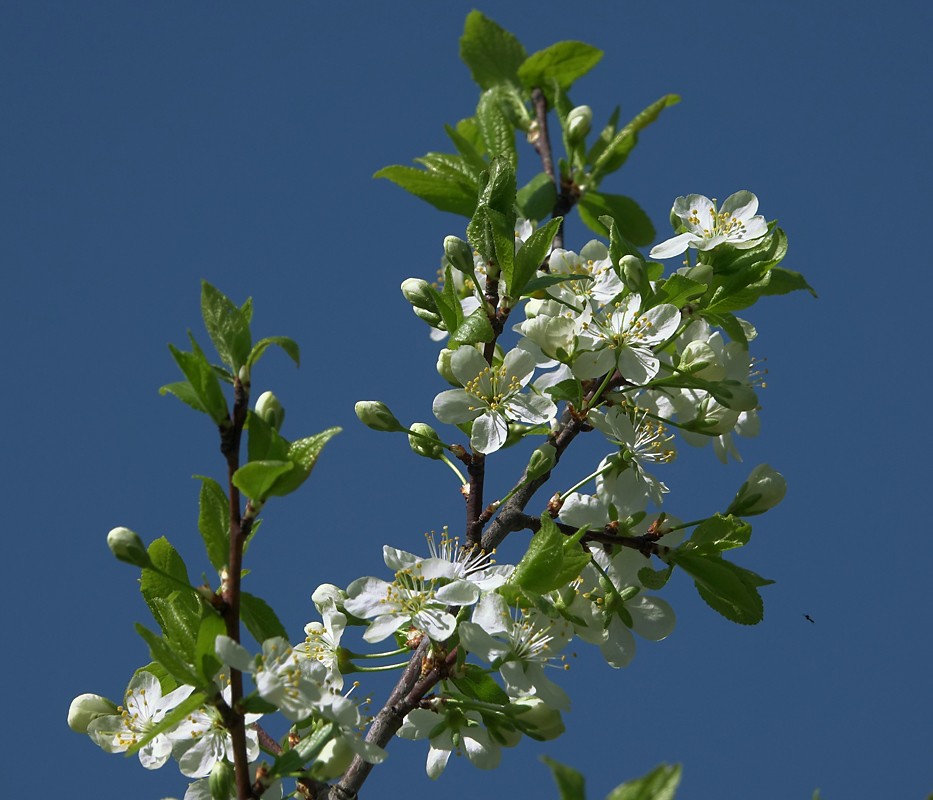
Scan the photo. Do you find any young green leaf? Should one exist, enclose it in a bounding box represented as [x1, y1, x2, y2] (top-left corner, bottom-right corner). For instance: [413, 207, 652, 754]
[511, 216, 562, 298]
[232, 460, 294, 502]
[149, 593, 198, 662]
[459, 11, 527, 91]
[247, 336, 300, 370]
[158, 381, 207, 414]
[194, 610, 226, 685]
[449, 307, 495, 348]
[673, 553, 773, 625]
[141, 537, 199, 635]
[586, 105, 620, 166]
[516, 172, 558, 222]
[577, 192, 655, 247]
[245, 409, 290, 464]
[648, 273, 707, 310]
[200, 281, 252, 373]
[476, 88, 518, 169]
[541, 756, 587, 800]
[638, 563, 674, 591]
[168, 336, 229, 425]
[194, 475, 230, 573]
[415, 151, 482, 186]
[517, 41, 603, 92]
[451, 663, 511, 705]
[605, 762, 682, 800]
[264, 426, 342, 497]
[374, 165, 477, 217]
[134, 623, 200, 687]
[240, 592, 289, 642]
[444, 123, 489, 175]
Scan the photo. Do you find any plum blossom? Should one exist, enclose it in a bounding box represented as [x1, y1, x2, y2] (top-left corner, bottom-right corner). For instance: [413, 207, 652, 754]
[398, 707, 502, 779]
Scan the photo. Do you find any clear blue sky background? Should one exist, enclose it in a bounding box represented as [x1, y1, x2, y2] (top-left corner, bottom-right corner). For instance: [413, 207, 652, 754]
[3, 1, 931, 798]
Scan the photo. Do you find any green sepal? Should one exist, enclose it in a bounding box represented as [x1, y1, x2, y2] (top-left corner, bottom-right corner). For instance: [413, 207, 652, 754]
[520, 272, 592, 296]
[637, 563, 674, 591]
[516, 172, 557, 223]
[194, 609, 226, 684]
[200, 281, 252, 373]
[510, 216, 562, 298]
[648, 274, 708, 310]
[450, 307, 495, 347]
[544, 376, 583, 405]
[672, 553, 773, 625]
[459, 10, 526, 91]
[247, 336, 300, 370]
[510, 515, 590, 594]
[540, 756, 586, 800]
[475, 88, 518, 168]
[159, 381, 207, 414]
[517, 41, 602, 94]
[168, 336, 230, 425]
[680, 514, 752, 554]
[577, 192, 655, 248]
[590, 94, 680, 186]
[134, 662, 178, 697]
[373, 165, 477, 217]
[451, 663, 511, 706]
[232, 460, 293, 501]
[124, 689, 207, 757]
[605, 762, 682, 800]
[134, 622, 200, 686]
[194, 475, 230, 573]
[246, 409, 290, 464]
[241, 591, 289, 643]
[444, 123, 489, 175]
[264, 427, 342, 498]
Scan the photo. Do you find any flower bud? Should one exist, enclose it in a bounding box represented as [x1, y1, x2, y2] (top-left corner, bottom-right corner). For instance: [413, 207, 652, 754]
[209, 759, 235, 800]
[354, 401, 407, 433]
[511, 697, 565, 741]
[436, 348, 460, 386]
[679, 341, 722, 379]
[254, 391, 285, 432]
[68, 693, 118, 733]
[409, 423, 445, 460]
[502, 423, 533, 449]
[525, 443, 557, 481]
[566, 105, 592, 144]
[619, 255, 648, 295]
[444, 236, 476, 277]
[726, 464, 787, 517]
[413, 306, 444, 329]
[107, 527, 152, 568]
[400, 278, 438, 312]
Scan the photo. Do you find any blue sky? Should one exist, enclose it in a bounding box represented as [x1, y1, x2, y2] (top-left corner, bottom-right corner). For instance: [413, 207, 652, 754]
[4, 1, 931, 798]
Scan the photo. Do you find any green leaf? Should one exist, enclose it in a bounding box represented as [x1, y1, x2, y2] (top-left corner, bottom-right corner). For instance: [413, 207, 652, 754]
[449, 307, 496, 347]
[701, 311, 748, 346]
[511, 217, 562, 297]
[200, 281, 252, 373]
[459, 11, 527, 90]
[232, 460, 294, 501]
[706, 225, 787, 276]
[240, 592, 289, 643]
[374, 165, 477, 217]
[158, 381, 207, 414]
[684, 514, 752, 553]
[245, 410, 290, 464]
[168, 335, 229, 425]
[516, 172, 558, 222]
[415, 151, 482, 186]
[605, 763, 682, 800]
[125, 690, 207, 757]
[239, 695, 279, 715]
[673, 553, 773, 625]
[456, 117, 485, 155]
[247, 336, 300, 370]
[467, 157, 517, 284]
[194, 610, 226, 684]
[638, 563, 674, 591]
[150, 593, 198, 662]
[545, 376, 583, 404]
[577, 192, 655, 247]
[265, 426, 342, 498]
[427, 265, 463, 335]
[586, 105, 620, 166]
[194, 475, 230, 573]
[134, 662, 178, 697]
[649, 274, 708, 310]
[600, 214, 647, 266]
[590, 94, 680, 185]
[520, 272, 592, 296]
[510, 515, 590, 594]
[757, 267, 817, 298]
[135, 623, 200, 686]
[140, 537, 199, 634]
[451, 663, 510, 705]
[444, 123, 489, 175]
[541, 756, 586, 800]
[517, 41, 603, 92]
[476, 88, 517, 169]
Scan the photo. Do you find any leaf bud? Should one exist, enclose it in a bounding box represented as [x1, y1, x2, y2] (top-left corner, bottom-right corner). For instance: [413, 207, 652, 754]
[444, 236, 476, 276]
[209, 759, 235, 800]
[400, 278, 440, 313]
[107, 527, 152, 569]
[436, 348, 460, 386]
[238, 364, 250, 386]
[525, 443, 557, 481]
[408, 423, 445, 460]
[68, 693, 118, 733]
[566, 105, 592, 144]
[254, 391, 285, 432]
[511, 697, 565, 741]
[619, 254, 648, 294]
[353, 401, 407, 433]
[726, 464, 787, 517]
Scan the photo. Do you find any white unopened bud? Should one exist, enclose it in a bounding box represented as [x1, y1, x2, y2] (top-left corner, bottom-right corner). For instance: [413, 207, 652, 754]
[566, 105, 592, 144]
[400, 278, 438, 312]
[409, 423, 445, 460]
[354, 401, 407, 433]
[68, 693, 118, 733]
[107, 527, 152, 568]
[444, 236, 475, 276]
[726, 464, 787, 517]
[620, 254, 647, 294]
[254, 391, 285, 431]
[436, 348, 460, 386]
